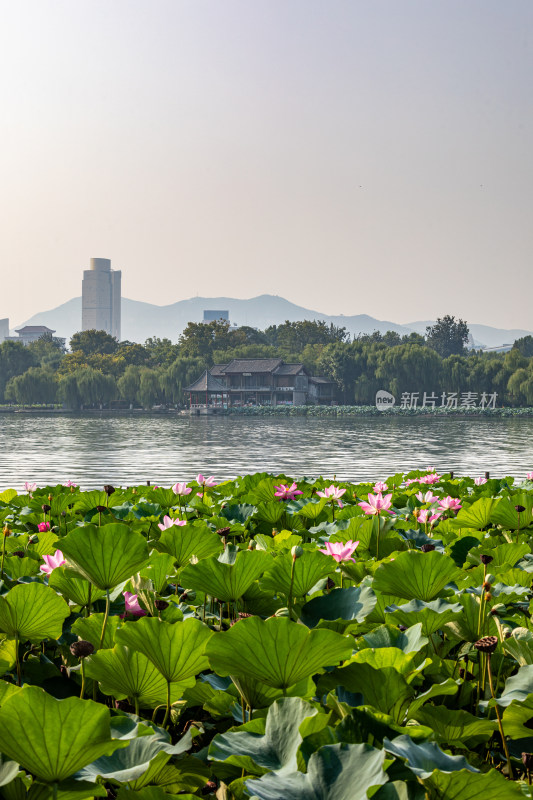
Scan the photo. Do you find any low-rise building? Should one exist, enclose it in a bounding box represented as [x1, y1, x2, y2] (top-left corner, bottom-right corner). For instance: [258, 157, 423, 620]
[10, 325, 66, 347]
[185, 358, 335, 410]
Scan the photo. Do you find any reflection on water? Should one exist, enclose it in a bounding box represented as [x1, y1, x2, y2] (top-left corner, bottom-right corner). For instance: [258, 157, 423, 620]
[0, 413, 531, 490]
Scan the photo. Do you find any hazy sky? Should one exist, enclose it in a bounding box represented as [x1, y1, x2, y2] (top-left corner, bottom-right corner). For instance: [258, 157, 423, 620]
[1, 1, 532, 329]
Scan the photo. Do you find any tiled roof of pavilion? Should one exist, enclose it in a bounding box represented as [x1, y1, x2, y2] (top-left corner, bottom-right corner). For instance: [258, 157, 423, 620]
[184, 371, 227, 392]
[217, 358, 283, 374]
[273, 363, 306, 375]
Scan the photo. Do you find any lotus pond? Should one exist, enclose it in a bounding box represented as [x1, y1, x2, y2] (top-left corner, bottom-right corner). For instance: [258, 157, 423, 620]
[2, 471, 533, 799]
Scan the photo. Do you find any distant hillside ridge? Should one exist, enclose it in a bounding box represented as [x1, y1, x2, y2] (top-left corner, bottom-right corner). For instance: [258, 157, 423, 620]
[14, 295, 533, 349]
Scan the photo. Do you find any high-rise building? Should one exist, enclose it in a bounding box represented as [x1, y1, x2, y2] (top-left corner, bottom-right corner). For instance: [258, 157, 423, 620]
[0, 318, 9, 344]
[81, 258, 121, 340]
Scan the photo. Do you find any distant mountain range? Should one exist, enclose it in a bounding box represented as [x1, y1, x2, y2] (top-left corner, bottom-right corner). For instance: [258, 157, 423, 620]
[13, 295, 532, 350]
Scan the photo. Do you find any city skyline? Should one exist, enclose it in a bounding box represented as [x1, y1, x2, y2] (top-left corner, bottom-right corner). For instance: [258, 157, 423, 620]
[1, 1, 532, 328]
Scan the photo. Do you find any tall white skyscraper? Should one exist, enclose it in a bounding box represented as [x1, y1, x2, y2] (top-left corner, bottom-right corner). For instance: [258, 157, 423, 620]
[81, 258, 121, 340]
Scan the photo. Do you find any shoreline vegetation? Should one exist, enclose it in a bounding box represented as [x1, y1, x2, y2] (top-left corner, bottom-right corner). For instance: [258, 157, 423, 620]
[3, 403, 533, 417]
[1, 469, 533, 796]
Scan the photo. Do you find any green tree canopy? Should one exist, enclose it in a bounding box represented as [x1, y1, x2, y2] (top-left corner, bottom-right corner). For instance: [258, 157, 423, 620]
[70, 330, 119, 356]
[425, 316, 469, 358]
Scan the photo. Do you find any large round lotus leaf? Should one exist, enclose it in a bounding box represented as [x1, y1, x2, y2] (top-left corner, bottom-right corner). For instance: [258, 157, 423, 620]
[206, 616, 352, 689]
[84, 645, 194, 707]
[301, 586, 377, 629]
[372, 550, 463, 602]
[245, 742, 387, 800]
[0, 582, 69, 642]
[157, 523, 223, 568]
[209, 697, 318, 775]
[0, 685, 128, 783]
[58, 523, 149, 590]
[260, 551, 334, 598]
[115, 617, 213, 683]
[180, 549, 272, 602]
[49, 567, 106, 606]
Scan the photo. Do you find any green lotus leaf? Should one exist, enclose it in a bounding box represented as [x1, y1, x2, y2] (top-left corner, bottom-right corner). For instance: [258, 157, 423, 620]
[383, 734, 477, 778]
[71, 614, 121, 651]
[128, 754, 210, 794]
[412, 706, 497, 747]
[58, 524, 149, 590]
[206, 616, 352, 690]
[0, 636, 17, 676]
[333, 663, 414, 722]
[28, 779, 108, 800]
[180, 549, 272, 602]
[0, 753, 19, 788]
[115, 617, 213, 683]
[422, 768, 523, 798]
[301, 586, 377, 629]
[157, 523, 223, 568]
[372, 781, 425, 800]
[502, 692, 533, 739]
[372, 551, 463, 602]
[230, 673, 316, 709]
[0, 685, 128, 783]
[0, 678, 21, 704]
[444, 593, 498, 643]
[0, 583, 69, 642]
[77, 729, 193, 783]
[84, 645, 194, 708]
[5, 556, 39, 580]
[260, 551, 334, 598]
[406, 679, 459, 719]
[358, 623, 428, 654]
[49, 567, 106, 606]
[490, 494, 533, 530]
[449, 498, 498, 530]
[294, 498, 328, 520]
[467, 541, 530, 570]
[209, 697, 318, 776]
[246, 742, 387, 800]
[139, 552, 177, 594]
[384, 599, 463, 637]
[497, 665, 533, 707]
[348, 647, 428, 682]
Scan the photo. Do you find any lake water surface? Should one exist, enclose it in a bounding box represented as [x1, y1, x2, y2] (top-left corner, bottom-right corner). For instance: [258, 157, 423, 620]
[0, 413, 531, 490]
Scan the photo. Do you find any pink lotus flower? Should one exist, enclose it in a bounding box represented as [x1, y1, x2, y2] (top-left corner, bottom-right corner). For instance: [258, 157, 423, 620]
[24, 482, 37, 493]
[123, 592, 146, 617]
[274, 482, 303, 501]
[474, 477, 487, 486]
[158, 515, 186, 531]
[358, 492, 394, 515]
[196, 474, 216, 487]
[63, 480, 78, 487]
[438, 496, 462, 511]
[527, 472, 533, 480]
[38, 522, 51, 532]
[373, 482, 388, 493]
[416, 509, 442, 525]
[40, 550, 66, 574]
[416, 490, 439, 504]
[318, 540, 359, 563]
[317, 486, 346, 504]
[172, 482, 192, 496]
[420, 473, 441, 485]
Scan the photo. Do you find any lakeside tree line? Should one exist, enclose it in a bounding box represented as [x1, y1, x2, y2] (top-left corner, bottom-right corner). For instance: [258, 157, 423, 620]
[1, 317, 533, 408]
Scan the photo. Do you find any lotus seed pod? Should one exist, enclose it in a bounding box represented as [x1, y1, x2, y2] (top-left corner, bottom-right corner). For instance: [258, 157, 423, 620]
[291, 545, 304, 559]
[96, 505, 107, 513]
[480, 554, 493, 565]
[155, 599, 169, 611]
[70, 640, 95, 658]
[41, 504, 51, 513]
[420, 544, 435, 552]
[474, 635, 498, 654]
[103, 484, 115, 496]
[11, 551, 25, 558]
[515, 505, 526, 513]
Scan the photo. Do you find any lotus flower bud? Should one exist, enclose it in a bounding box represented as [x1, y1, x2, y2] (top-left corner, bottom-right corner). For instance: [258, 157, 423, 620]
[291, 545, 304, 560]
[480, 554, 493, 565]
[275, 607, 290, 617]
[103, 484, 115, 496]
[28, 534, 39, 544]
[3, 526, 10, 538]
[474, 635, 498, 654]
[70, 640, 95, 658]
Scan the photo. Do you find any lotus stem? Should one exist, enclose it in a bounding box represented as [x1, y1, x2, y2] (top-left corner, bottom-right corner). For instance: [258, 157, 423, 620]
[0, 533, 6, 582]
[287, 558, 296, 620]
[80, 659, 85, 699]
[86, 584, 92, 617]
[99, 589, 111, 650]
[134, 696, 140, 717]
[162, 679, 171, 729]
[14, 634, 21, 686]
[487, 653, 513, 779]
